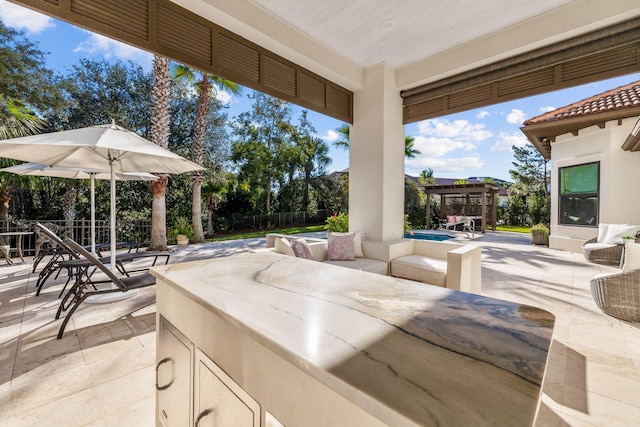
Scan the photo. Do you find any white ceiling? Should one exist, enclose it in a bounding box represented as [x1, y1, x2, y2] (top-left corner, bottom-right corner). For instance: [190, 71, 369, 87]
[182, 0, 640, 90]
[250, 0, 573, 69]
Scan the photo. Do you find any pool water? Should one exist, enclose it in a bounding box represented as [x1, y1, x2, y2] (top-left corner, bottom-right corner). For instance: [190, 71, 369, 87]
[404, 231, 454, 241]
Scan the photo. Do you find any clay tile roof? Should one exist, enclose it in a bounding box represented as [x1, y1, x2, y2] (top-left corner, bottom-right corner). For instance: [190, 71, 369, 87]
[523, 80, 640, 125]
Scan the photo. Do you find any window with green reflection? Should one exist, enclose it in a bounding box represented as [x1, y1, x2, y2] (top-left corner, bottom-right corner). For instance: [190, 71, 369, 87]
[559, 162, 599, 226]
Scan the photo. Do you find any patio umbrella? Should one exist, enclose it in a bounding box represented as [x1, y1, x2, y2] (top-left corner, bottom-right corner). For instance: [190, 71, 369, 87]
[0, 121, 204, 270]
[0, 162, 158, 255]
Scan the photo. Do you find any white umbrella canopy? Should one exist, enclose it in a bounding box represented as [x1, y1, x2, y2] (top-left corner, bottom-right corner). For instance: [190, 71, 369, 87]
[0, 162, 158, 255]
[0, 122, 204, 269]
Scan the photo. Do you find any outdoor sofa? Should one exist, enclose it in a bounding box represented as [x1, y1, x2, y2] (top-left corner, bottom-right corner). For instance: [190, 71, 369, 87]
[264, 233, 482, 294]
[583, 223, 640, 265]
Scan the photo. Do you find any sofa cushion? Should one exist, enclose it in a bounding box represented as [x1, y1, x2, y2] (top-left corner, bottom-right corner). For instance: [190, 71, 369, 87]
[274, 237, 294, 256]
[327, 232, 355, 261]
[622, 242, 640, 272]
[324, 257, 388, 275]
[291, 239, 314, 260]
[390, 255, 447, 287]
[604, 224, 640, 245]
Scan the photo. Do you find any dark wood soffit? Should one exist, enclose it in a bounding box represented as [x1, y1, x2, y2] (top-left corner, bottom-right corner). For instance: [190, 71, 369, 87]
[401, 16, 640, 124]
[521, 106, 640, 159]
[10, 0, 354, 124]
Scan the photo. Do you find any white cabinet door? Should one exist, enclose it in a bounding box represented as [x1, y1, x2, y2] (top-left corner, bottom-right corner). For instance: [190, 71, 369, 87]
[157, 317, 194, 427]
[194, 348, 260, 427]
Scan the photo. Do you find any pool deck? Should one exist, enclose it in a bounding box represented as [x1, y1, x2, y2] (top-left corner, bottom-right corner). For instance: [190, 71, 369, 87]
[1, 231, 639, 426]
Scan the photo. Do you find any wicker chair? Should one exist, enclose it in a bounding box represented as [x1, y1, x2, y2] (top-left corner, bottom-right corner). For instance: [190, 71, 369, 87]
[590, 270, 640, 323]
[582, 237, 624, 266]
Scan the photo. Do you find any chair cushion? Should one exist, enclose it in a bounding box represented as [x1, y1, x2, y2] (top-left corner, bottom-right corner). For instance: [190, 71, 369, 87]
[622, 242, 640, 272]
[597, 223, 610, 243]
[584, 242, 617, 251]
[603, 224, 640, 245]
[390, 255, 447, 287]
[324, 257, 387, 275]
[327, 232, 355, 261]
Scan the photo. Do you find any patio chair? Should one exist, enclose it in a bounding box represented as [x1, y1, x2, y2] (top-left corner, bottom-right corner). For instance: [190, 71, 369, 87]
[32, 222, 60, 272]
[34, 223, 169, 296]
[55, 238, 157, 339]
[583, 223, 640, 266]
[590, 242, 640, 323]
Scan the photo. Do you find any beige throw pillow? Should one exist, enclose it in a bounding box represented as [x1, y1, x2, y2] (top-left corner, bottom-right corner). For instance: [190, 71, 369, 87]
[274, 237, 294, 256]
[291, 239, 314, 260]
[327, 231, 363, 258]
[327, 232, 356, 261]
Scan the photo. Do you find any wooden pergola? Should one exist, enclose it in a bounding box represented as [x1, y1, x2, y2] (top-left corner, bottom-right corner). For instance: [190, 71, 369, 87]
[422, 183, 501, 233]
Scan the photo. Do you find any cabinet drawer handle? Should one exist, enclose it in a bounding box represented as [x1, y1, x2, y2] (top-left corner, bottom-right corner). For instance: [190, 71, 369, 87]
[155, 357, 174, 390]
[195, 408, 212, 426]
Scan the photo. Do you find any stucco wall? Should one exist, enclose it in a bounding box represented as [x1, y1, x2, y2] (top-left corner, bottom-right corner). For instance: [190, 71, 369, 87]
[549, 117, 640, 252]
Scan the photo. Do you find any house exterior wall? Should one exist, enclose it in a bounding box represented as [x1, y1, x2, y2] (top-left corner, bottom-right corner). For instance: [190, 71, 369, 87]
[549, 116, 640, 252]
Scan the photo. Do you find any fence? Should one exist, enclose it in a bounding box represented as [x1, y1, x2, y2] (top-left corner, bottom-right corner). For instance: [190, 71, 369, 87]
[0, 219, 151, 257]
[0, 210, 329, 256]
[228, 210, 329, 231]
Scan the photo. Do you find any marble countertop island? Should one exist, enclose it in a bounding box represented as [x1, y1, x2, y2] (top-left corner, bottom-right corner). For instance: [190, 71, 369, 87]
[153, 252, 554, 427]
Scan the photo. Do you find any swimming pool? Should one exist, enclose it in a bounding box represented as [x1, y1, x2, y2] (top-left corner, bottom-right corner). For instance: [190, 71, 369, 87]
[404, 231, 454, 241]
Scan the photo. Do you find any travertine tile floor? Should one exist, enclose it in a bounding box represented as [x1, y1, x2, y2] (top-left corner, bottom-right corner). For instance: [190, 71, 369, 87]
[0, 232, 639, 426]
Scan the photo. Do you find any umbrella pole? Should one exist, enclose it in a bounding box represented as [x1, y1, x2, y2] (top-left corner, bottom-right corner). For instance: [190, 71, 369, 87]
[90, 173, 96, 255]
[110, 160, 117, 272]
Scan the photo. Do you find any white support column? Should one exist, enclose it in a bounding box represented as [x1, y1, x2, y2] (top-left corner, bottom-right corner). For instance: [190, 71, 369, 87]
[349, 64, 405, 242]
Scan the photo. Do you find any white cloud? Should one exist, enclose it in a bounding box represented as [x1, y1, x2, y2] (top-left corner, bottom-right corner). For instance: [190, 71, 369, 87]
[491, 132, 529, 152]
[506, 109, 527, 125]
[405, 156, 484, 175]
[215, 90, 233, 105]
[416, 118, 492, 142]
[476, 110, 490, 119]
[74, 32, 152, 69]
[413, 135, 476, 158]
[0, 0, 54, 34]
[320, 129, 339, 142]
[539, 106, 556, 113]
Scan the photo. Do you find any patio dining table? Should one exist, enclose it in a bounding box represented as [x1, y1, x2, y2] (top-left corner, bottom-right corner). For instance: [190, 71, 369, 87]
[0, 231, 34, 264]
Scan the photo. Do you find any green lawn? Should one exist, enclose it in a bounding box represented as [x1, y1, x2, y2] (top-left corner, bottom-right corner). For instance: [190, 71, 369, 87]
[495, 225, 531, 234]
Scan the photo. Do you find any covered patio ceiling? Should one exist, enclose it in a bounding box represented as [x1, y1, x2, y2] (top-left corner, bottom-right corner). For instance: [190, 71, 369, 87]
[11, 0, 640, 123]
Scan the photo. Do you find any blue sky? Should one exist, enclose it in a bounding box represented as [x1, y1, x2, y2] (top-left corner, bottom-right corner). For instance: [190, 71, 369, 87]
[3, 0, 640, 182]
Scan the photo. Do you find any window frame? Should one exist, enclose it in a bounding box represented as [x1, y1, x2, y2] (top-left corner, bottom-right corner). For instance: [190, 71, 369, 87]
[558, 161, 600, 227]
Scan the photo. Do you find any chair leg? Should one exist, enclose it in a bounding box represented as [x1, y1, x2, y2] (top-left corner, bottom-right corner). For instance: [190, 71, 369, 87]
[57, 292, 91, 339]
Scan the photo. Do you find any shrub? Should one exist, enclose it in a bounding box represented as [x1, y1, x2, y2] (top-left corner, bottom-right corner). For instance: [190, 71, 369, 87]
[325, 213, 349, 232]
[168, 217, 195, 241]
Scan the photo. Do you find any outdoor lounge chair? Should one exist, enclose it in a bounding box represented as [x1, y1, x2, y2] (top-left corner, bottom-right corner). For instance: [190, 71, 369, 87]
[583, 223, 640, 265]
[590, 242, 640, 323]
[32, 222, 60, 272]
[34, 223, 170, 296]
[55, 238, 157, 339]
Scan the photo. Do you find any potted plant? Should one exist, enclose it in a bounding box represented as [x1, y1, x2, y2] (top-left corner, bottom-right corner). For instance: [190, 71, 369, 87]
[622, 235, 636, 244]
[170, 217, 194, 246]
[531, 223, 550, 246]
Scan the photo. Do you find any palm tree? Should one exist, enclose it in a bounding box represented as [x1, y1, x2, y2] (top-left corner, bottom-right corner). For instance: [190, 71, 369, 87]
[202, 180, 227, 236]
[300, 136, 332, 210]
[418, 168, 436, 186]
[405, 135, 421, 159]
[333, 127, 420, 160]
[333, 123, 350, 151]
[174, 65, 241, 243]
[0, 95, 46, 140]
[149, 55, 171, 251]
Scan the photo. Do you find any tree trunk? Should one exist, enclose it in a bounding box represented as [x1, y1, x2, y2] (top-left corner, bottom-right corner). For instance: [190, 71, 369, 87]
[192, 178, 204, 242]
[206, 208, 213, 236]
[150, 55, 171, 250]
[190, 75, 209, 243]
[149, 175, 168, 251]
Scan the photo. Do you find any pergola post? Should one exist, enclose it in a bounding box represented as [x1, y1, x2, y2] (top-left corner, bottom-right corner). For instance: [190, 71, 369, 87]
[492, 191, 498, 231]
[481, 190, 487, 234]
